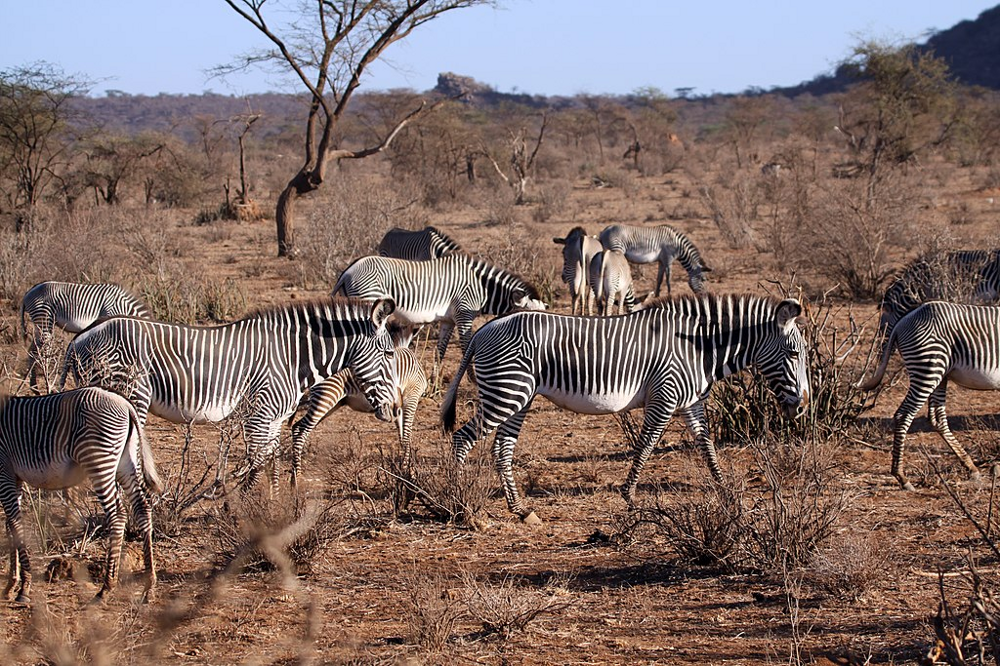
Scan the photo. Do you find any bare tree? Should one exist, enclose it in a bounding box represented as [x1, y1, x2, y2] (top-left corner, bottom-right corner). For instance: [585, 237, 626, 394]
[482, 111, 548, 205]
[220, 0, 493, 257]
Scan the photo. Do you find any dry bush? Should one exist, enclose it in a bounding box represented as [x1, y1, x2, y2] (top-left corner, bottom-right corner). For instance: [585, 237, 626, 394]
[405, 569, 465, 652]
[135, 272, 246, 324]
[297, 174, 426, 289]
[531, 180, 571, 223]
[802, 530, 895, 601]
[490, 218, 559, 306]
[698, 170, 760, 250]
[929, 563, 1000, 666]
[461, 571, 572, 642]
[407, 438, 498, 527]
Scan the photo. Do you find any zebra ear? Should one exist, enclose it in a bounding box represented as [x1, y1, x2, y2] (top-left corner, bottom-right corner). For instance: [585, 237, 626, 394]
[553, 237, 567, 245]
[370, 298, 396, 330]
[701, 264, 713, 273]
[775, 299, 802, 328]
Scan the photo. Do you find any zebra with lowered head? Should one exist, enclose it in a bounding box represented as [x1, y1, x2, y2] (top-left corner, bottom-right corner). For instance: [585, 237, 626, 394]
[599, 223, 711, 297]
[20, 281, 151, 389]
[61, 297, 398, 492]
[334, 254, 546, 371]
[443, 293, 810, 521]
[861, 300, 1000, 490]
[0, 387, 160, 604]
[377, 226, 463, 261]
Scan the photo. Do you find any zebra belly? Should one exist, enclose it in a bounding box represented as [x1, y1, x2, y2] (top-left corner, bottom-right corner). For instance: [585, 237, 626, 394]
[392, 303, 450, 325]
[151, 400, 237, 424]
[948, 365, 1000, 390]
[624, 247, 661, 264]
[18, 459, 86, 490]
[540, 386, 646, 415]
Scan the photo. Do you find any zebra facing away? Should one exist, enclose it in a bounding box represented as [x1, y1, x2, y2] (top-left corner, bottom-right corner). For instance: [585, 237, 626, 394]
[599, 223, 711, 297]
[61, 298, 398, 492]
[553, 227, 603, 315]
[334, 254, 547, 369]
[290, 324, 427, 488]
[0, 387, 160, 604]
[860, 301, 1000, 491]
[377, 226, 463, 261]
[588, 249, 636, 316]
[20, 281, 151, 389]
[442, 294, 810, 521]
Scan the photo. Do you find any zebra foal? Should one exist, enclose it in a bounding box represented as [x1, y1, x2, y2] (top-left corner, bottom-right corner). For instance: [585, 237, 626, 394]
[377, 226, 463, 261]
[61, 298, 398, 492]
[442, 294, 810, 520]
[861, 301, 1000, 490]
[21, 281, 150, 389]
[0, 387, 160, 603]
[290, 325, 427, 488]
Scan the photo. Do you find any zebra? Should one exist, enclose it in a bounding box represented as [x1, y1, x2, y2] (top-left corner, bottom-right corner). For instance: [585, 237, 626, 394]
[442, 294, 810, 520]
[860, 301, 996, 491]
[333, 254, 546, 371]
[588, 249, 636, 316]
[60, 297, 398, 492]
[878, 250, 1000, 339]
[377, 226, 463, 261]
[20, 281, 151, 390]
[290, 324, 427, 489]
[599, 223, 711, 297]
[0, 387, 160, 604]
[553, 227, 603, 315]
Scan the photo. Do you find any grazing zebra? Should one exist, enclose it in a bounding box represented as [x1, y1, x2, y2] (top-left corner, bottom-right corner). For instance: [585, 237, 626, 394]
[442, 294, 810, 520]
[0, 387, 160, 604]
[878, 250, 1000, 338]
[588, 249, 636, 316]
[20, 281, 150, 389]
[599, 223, 711, 297]
[553, 227, 603, 315]
[334, 254, 546, 369]
[861, 301, 995, 491]
[290, 325, 427, 488]
[61, 298, 397, 491]
[377, 226, 463, 261]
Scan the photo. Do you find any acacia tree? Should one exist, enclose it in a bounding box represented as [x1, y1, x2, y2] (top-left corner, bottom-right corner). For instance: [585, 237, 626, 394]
[222, 0, 493, 257]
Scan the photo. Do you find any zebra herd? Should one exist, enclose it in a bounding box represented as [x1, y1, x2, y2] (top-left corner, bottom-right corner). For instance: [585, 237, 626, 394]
[4, 223, 1000, 604]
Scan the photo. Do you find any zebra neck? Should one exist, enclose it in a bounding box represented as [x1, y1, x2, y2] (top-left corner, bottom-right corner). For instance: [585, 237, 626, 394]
[674, 234, 703, 273]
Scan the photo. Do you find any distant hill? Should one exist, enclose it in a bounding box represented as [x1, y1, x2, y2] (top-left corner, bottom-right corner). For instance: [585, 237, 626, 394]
[779, 4, 1000, 97]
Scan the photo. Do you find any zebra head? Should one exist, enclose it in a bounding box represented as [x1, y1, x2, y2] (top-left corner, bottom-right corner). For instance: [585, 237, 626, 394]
[753, 298, 810, 418]
[511, 286, 547, 312]
[347, 298, 398, 423]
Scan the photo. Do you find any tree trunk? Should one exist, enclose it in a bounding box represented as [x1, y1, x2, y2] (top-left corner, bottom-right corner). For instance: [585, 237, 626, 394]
[275, 184, 298, 257]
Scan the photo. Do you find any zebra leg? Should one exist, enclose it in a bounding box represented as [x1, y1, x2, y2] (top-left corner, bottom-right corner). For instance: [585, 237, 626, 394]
[119, 463, 156, 600]
[890, 372, 940, 491]
[655, 262, 666, 298]
[681, 402, 724, 483]
[433, 322, 455, 385]
[290, 383, 346, 490]
[1, 477, 29, 602]
[93, 487, 127, 603]
[491, 404, 534, 519]
[928, 380, 981, 479]
[242, 419, 283, 497]
[621, 405, 673, 506]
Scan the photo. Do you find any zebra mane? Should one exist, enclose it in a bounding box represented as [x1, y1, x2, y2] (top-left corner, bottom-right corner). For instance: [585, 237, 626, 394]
[426, 225, 463, 252]
[565, 226, 588, 239]
[641, 292, 780, 317]
[242, 296, 377, 322]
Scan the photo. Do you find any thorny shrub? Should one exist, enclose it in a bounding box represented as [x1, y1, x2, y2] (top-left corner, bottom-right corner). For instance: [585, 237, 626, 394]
[802, 530, 895, 602]
[461, 571, 573, 642]
[407, 438, 498, 528]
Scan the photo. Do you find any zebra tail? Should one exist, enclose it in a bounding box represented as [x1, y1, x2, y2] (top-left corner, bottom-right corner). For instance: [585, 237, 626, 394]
[57, 342, 76, 391]
[18, 299, 27, 342]
[859, 326, 897, 391]
[441, 341, 476, 433]
[130, 405, 162, 494]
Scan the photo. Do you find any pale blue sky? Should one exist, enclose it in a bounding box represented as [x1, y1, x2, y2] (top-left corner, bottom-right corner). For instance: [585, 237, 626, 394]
[2, 1, 995, 97]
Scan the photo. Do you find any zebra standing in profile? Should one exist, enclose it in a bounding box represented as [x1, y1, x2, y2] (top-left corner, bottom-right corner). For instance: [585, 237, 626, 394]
[553, 227, 603, 315]
[20, 281, 151, 389]
[61, 298, 398, 491]
[442, 294, 810, 521]
[0, 387, 160, 604]
[878, 250, 1000, 338]
[599, 223, 711, 297]
[334, 254, 547, 370]
[377, 226, 463, 261]
[290, 324, 427, 488]
[588, 249, 637, 316]
[861, 301, 999, 491]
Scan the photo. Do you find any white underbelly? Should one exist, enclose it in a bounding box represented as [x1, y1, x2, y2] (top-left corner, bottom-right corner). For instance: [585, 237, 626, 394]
[540, 386, 646, 415]
[393, 303, 450, 325]
[19, 459, 87, 490]
[949, 365, 1000, 390]
[625, 248, 660, 264]
[152, 400, 236, 424]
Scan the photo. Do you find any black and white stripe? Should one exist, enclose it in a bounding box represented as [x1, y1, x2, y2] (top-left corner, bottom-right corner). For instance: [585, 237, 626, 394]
[20, 281, 150, 389]
[334, 254, 546, 367]
[61, 298, 397, 491]
[442, 294, 810, 518]
[861, 301, 999, 490]
[599, 223, 711, 297]
[377, 226, 463, 261]
[553, 227, 603, 315]
[588, 249, 636, 316]
[0, 387, 160, 603]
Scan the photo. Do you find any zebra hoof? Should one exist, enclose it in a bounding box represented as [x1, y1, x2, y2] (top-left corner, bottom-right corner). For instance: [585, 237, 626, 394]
[902, 481, 916, 492]
[13, 593, 29, 605]
[521, 511, 542, 526]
